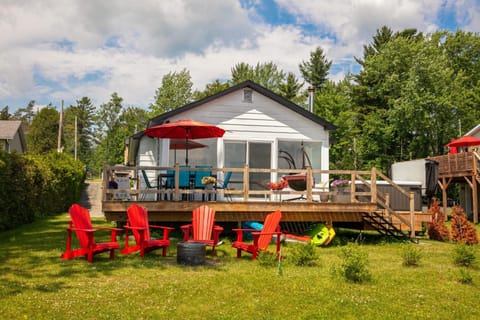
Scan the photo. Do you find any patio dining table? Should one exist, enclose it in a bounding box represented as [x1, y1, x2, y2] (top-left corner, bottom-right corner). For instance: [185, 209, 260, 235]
[156, 171, 216, 201]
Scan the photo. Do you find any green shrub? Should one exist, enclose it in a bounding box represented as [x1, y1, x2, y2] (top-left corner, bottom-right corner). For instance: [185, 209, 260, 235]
[0, 150, 85, 230]
[338, 243, 371, 283]
[452, 243, 477, 268]
[257, 250, 279, 267]
[0, 150, 36, 230]
[287, 242, 318, 266]
[401, 243, 422, 266]
[457, 268, 473, 284]
[27, 152, 85, 215]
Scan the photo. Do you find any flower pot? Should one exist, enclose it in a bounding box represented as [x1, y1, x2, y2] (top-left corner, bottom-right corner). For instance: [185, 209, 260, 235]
[320, 193, 329, 202]
[204, 183, 214, 190]
[333, 187, 350, 203]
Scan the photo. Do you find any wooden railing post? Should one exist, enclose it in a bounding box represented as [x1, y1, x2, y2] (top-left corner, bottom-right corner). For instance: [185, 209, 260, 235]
[103, 163, 109, 201]
[350, 172, 355, 202]
[243, 163, 249, 201]
[306, 166, 313, 202]
[371, 167, 377, 203]
[410, 191, 415, 238]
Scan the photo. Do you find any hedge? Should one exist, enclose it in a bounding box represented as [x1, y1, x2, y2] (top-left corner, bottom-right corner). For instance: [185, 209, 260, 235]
[0, 150, 85, 230]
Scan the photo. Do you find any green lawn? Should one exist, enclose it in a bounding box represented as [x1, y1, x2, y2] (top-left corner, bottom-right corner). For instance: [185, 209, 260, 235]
[0, 214, 479, 320]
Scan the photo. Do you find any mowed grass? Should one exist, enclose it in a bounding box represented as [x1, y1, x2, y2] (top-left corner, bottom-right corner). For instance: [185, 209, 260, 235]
[0, 214, 479, 320]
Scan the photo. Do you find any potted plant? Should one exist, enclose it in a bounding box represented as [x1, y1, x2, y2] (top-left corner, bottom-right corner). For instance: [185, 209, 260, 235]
[318, 181, 329, 202]
[201, 176, 216, 189]
[268, 179, 288, 201]
[331, 179, 350, 202]
[268, 179, 288, 191]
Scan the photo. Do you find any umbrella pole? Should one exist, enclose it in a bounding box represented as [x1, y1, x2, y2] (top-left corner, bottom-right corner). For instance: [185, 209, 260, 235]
[185, 130, 189, 165]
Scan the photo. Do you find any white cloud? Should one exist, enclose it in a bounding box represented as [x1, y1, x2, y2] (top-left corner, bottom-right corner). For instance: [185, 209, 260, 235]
[276, 0, 444, 48]
[0, 0, 478, 111]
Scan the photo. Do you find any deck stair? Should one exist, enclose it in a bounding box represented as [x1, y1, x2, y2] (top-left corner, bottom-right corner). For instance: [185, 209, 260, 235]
[361, 211, 410, 241]
[354, 173, 413, 241]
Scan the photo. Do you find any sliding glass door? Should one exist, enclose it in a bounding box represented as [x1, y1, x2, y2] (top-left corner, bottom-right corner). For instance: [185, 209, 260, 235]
[224, 141, 272, 197]
[248, 142, 271, 193]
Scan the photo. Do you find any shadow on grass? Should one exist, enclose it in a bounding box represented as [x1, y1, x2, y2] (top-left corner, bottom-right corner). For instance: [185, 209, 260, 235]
[329, 228, 410, 246]
[0, 214, 197, 296]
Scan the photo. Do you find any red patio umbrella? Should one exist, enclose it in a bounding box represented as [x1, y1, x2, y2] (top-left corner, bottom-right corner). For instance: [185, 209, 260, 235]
[169, 139, 207, 163]
[446, 135, 480, 148]
[144, 119, 225, 165]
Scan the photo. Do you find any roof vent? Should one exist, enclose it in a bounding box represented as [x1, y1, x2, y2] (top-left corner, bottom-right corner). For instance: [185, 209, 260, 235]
[243, 89, 253, 103]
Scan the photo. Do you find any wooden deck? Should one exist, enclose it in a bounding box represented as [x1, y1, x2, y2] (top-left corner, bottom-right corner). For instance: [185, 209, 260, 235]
[102, 165, 430, 237]
[103, 200, 373, 223]
[428, 152, 480, 223]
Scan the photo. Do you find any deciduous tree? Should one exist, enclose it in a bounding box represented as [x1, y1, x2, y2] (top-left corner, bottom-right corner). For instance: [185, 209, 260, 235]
[149, 68, 193, 116]
[95, 93, 124, 166]
[231, 61, 285, 92]
[26, 106, 59, 154]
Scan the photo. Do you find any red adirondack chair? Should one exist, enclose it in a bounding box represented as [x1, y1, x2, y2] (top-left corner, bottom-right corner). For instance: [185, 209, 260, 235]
[122, 204, 174, 257]
[180, 205, 223, 256]
[61, 204, 122, 263]
[231, 210, 282, 259]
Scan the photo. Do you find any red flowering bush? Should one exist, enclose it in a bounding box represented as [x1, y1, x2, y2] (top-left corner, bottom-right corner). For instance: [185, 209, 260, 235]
[427, 197, 450, 242]
[269, 179, 288, 190]
[451, 206, 478, 245]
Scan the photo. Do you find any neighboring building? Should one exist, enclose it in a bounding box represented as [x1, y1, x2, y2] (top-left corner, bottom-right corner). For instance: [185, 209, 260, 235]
[465, 123, 480, 138]
[392, 126, 480, 223]
[0, 120, 27, 154]
[129, 80, 336, 195]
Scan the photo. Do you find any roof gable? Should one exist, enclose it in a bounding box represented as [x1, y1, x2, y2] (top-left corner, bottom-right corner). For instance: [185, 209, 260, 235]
[0, 120, 23, 139]
[148, 80, 336, 130]
[0, 120, 27, 153]
[465, 123, 480, 138]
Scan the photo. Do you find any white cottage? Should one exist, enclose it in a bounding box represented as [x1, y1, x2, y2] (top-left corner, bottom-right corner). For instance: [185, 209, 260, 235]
[129, 80, 335, 196]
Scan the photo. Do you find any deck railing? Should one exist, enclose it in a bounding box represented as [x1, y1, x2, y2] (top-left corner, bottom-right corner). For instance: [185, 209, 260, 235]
[102, 164, 416, 236]
[428, 152, 477, 177]
[102, 164, 415, 204]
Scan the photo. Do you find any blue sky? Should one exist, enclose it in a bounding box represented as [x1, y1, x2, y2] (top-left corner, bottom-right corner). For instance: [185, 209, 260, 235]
[1, 0, 479, 113]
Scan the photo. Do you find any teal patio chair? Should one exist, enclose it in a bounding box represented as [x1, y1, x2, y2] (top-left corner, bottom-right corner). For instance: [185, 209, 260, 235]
[140, 170, 158, 200]
[215, 171, 233, 201]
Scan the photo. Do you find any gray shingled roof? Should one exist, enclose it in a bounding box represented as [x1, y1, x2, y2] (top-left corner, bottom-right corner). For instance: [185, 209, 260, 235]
[0, 120, 22, 139]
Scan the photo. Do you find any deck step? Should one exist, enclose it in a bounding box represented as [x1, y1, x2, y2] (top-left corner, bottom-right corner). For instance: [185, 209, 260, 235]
[361, 212, 410, 241]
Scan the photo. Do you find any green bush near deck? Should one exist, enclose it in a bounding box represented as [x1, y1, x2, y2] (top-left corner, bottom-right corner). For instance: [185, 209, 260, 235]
[401, 243, 423, 266]
[452, 243, 477, 268]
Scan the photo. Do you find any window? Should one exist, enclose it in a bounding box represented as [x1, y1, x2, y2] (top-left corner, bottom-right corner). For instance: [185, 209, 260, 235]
[169, 139, 217, 167]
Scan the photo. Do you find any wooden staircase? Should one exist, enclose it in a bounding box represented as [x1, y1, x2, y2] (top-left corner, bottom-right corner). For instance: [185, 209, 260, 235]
[361, 211, 410, 241]
[356, 170, 415, 242]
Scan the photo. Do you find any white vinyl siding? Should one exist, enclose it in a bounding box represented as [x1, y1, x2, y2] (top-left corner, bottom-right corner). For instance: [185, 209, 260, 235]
[138, 87, 330, 177]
